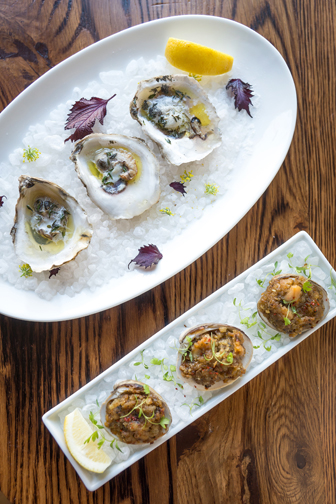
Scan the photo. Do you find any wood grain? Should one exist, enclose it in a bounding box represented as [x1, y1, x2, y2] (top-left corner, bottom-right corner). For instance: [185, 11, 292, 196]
[0, 0, 335, 503]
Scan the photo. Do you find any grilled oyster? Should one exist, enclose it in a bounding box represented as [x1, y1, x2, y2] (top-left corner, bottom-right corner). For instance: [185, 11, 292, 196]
[257, 274, 330, 337]
[10, 176, 92, 273]
[176, 323, 253, 391]
[130, 75, 222, 165]
[100, 380, 172, 445]
[70, 134, 160, 220]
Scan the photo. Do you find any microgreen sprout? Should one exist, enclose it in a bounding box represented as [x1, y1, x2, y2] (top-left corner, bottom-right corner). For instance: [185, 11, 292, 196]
[189, 73, 202, 82]
[23, 145, 41, 163]
[256, 261, 282, 287]
[203, 335, 234, 366]
[287, 252, 314, 279]
[329, 269, 336, 291]
[182, 396, 204, 416]
[84, 411, 105, 448]
[165, 138, 172, 144]
[253, 322, 281, 351]
[134, 350, 149, 370]
[19, 263, 33, 278]
[119, 394, 170, 429]
[171, 336, 193, 362]
[204, 183, 219, 196]
[302, 280, 312, 293]
[180, 170, 193, 183]
[160, 207, 175, 216]
[110, 438, 123, 452]
[233, 298, 258, 328]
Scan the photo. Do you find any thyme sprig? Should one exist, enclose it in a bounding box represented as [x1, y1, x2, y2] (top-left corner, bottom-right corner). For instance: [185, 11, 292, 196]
[233, 298, 258, 328]
[182, 396, 204, 416]
[256, 261, 282, 287]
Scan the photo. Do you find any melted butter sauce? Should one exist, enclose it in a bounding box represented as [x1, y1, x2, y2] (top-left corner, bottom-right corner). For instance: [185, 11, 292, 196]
[88, 146, 142, 186]
[24, 206, 75, 253]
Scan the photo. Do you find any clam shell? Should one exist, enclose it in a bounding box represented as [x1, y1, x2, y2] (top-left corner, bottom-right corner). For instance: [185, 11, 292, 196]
[130, 75, 222, 165]
[257, 273, 330, 336]
[100, 380, 172, 445]
[10, 176, 92, 273]
[70, 134, 160, 220]
[176, 323, 253, 391]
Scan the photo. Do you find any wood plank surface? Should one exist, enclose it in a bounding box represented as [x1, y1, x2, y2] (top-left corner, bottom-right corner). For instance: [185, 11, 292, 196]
[0, 1, 335, 503]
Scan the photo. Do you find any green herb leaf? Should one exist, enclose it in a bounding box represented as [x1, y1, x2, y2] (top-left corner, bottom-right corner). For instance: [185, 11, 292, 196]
[145, 374, 150, 379]
[253, 345, 260, 349]
[170, 365, 176, 372]
[96, 399, 99, 407]
[89, 411, 97, 425]
[287, 252, 293, 259]
[143, 384, 150, 395]
[159, 417, 170, 429]
[151, 358, 162, 365]
[302, 280, 312, 293]
[265, 345, 271, 352]
[284, 317, 291, 326]
[199, 396, 204, 404]
[134, 362, 141, 366]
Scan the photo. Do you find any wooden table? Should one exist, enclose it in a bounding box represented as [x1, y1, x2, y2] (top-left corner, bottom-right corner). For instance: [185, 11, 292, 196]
[0, 1, 335, 503]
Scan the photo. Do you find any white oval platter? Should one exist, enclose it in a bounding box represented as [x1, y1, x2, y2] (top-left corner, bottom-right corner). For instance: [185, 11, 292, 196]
[0, 15, 297, 321]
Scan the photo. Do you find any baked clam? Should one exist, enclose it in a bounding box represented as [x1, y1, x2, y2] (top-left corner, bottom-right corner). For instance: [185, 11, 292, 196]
[257, 274, 330, 337]
[70, 134, 160, 219]
[100, 380, 172, 445]
[10, 176, 92, 273]
[130, 75, 222, 165]
[176, 323, 253, 391]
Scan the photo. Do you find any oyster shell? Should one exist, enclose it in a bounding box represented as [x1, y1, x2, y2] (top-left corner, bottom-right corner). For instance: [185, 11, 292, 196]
[10, 176, 92, 273]
[100, 380, 172, 445]
[130, 75, 222, 165]
[70, 134, 160, 219]
[176, 323, 253, 391]
[257, 273, 330, 337]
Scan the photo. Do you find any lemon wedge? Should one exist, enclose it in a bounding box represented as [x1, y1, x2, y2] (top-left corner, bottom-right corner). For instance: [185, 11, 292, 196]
[165, 37, 233, 76]
[64, 408, 112, 473]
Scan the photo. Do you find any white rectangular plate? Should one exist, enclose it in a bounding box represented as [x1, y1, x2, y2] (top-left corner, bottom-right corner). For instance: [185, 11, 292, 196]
[42, 231, 336, 491]
[0, 15, 296, 321]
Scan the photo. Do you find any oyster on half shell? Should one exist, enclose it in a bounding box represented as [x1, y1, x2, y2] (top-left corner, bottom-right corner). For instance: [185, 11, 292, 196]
[130, 75, 222, 165]
[176, 323, 253, 391]
[70, 134, 160, 220]
[10, 176, 92, 273]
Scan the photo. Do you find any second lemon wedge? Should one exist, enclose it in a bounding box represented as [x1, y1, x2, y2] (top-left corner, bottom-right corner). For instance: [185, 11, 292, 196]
[64, 408, 112, 474]
[165, 37, 233, 76]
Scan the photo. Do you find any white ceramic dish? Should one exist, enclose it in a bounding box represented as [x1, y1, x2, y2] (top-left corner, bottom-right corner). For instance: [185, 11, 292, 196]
[42, 231, 336, 491]
[0, 15, 297, 321]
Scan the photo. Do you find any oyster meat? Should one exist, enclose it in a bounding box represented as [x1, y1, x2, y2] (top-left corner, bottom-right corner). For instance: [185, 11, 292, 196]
[130, 75, 222, 165]
[11, 176, 92, 273]
[70, 134, 160, 219]
[257, 274, 330, 337]
[176, 323, 253, 391]
[100, 380, 172, 445]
